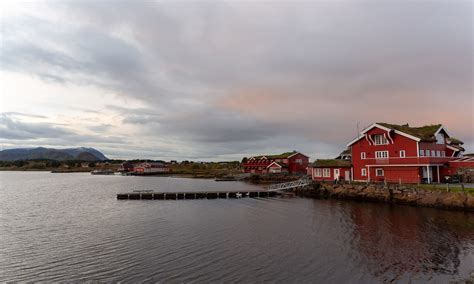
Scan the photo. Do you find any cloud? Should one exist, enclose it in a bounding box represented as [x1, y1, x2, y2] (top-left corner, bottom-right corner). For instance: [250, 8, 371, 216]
[0, 1, 472, 159]
[0, 113, 72, 140]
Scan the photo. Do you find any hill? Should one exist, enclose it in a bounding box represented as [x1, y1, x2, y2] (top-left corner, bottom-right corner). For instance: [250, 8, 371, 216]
[0, 147, 108, 161]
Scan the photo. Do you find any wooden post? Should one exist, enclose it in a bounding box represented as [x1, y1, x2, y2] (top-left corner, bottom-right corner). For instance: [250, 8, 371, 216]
[461, 183, 465, 193]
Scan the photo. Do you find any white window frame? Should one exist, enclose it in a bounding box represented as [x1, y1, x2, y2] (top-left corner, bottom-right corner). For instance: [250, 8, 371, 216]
[361, 168, 367, 177]
[425, 150, 430, 157]
[315, 168, 322, 177]
[375, 151, 389, 159]
[419, 150, 424, 157]
[376, 168, 384, 177]
[436, 150, 440, 157]
[323, 168, 331, 178]
[431, 150, 436, 157]
[361, 152, 366, 159]
[441, 151, 445, 157]
[373, 134, 388, 145]
[399, 150, 406, 158]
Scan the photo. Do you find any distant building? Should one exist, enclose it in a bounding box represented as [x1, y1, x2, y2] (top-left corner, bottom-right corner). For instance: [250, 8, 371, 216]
[134, 162, 170, 174]
[119, 162, 135, 173]
[242, 151, 309, 175]
[335, 149, 351, 160]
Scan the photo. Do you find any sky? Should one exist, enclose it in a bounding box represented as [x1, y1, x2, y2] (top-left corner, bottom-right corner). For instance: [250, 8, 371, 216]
[0, 0, 473, 161]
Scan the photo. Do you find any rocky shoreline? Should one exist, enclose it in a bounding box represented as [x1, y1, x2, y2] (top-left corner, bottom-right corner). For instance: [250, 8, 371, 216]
[295, 182, 474, 211]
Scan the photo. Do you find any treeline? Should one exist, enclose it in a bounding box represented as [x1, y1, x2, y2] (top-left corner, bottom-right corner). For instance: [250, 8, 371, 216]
[0, 159, 124, 170]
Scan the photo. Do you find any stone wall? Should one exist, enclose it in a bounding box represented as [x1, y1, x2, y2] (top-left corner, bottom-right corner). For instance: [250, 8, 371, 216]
[295, 182, 474, 211]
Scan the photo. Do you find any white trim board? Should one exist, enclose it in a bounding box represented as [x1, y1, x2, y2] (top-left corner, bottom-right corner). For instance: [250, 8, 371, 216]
[347, 123, 422, 147]
[365, 164, 446, 167]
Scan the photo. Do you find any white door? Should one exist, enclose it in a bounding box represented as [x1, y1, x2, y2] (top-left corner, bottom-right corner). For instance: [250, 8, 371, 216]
[334, 169, 340, 180]
[345, 170, 350, 181]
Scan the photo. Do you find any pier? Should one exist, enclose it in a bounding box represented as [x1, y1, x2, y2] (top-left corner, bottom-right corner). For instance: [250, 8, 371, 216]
[117, 190, 279, 200]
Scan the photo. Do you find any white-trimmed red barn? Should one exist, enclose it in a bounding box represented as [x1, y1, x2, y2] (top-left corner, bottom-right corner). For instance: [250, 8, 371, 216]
[348, 122, 467, 184]
[242, 151, 309, 175]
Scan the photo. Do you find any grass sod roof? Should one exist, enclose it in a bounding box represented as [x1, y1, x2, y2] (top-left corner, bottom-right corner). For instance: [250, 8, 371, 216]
[339, 149, 351, 155]
[376, 123, 463, 143]
[449, 137, 464, 145]
[250, 151, 300, 160]
[311, 159, 352, 168]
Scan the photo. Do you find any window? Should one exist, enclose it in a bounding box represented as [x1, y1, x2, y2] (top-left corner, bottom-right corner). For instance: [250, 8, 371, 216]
[419, 150, 424, 157]
[323, 168, 331, 177]
[431, 150, 436, 157]
[376, 168, 384, 177]
[400, 150, 406, 158]
[436, 133, 444, 144]
[295, 159, 303, 164]
[315, 168, 322, 177]
[373, 134, 388, 145]
[425, 150, 430, 157]
[375, 151, 389, 159]
[441, 151, 445, 157]
[361, 152, 366, 159]
[361, 168, 367, 177]
[436, 150, 440, 157]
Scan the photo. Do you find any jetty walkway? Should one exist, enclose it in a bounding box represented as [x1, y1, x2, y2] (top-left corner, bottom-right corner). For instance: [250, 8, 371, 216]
[117, 178, 311, 200]
[117, 190, 279, 200]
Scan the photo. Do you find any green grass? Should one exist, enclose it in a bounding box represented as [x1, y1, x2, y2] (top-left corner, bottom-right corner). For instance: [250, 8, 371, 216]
[416, 184, 474, 194]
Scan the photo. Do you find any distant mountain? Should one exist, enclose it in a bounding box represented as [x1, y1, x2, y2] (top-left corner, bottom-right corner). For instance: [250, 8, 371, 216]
[0, 147, 108, 161]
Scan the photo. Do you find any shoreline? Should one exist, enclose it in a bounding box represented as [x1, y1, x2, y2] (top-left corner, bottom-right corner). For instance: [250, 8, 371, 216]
[295, 182, 474, 212]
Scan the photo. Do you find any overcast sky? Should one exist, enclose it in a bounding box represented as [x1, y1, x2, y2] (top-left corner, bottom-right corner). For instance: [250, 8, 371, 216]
[0, 0, 472, 160]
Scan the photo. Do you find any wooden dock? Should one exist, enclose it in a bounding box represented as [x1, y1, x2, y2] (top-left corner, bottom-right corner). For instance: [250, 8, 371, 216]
[117, 190, 279, 200]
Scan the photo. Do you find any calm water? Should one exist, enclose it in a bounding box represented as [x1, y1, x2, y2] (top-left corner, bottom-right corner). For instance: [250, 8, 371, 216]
[1, 171, 473, 283]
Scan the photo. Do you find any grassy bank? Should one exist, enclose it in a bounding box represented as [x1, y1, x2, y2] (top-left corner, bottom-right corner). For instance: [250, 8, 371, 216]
[416, 184, 474, 194]
[169, 162, 241, 178]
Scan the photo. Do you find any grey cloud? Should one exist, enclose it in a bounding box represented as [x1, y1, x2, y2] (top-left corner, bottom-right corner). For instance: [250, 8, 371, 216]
[0, 114, 73, 140]
[1, 1, 472, 159]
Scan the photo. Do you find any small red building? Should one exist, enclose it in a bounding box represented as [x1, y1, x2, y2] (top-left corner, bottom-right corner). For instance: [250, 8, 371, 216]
[134, 162, 170, 174]
[242, 151, 309, 175]
[309, 159, 352, 181]
[119, 162, 135, 173]
[347, 123, 466, 183]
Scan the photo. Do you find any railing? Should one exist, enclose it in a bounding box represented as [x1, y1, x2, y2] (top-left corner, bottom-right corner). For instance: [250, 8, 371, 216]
[267, 178, 311, 191]
[366, 156, 455, 165]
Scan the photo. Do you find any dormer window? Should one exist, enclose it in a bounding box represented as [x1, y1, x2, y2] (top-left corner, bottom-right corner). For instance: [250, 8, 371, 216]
[436, 133, 444, 144]
[373, 134, 388, 145]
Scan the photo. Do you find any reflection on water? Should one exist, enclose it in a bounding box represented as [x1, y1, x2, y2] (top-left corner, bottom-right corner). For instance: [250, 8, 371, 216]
[348, 203, 474, 282]
[0, 172, 473, 283]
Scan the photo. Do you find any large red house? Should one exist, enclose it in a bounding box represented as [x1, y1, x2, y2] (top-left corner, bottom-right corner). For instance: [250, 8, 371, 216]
[347, 123, 466, 183]
[242, 151, 309, 175]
